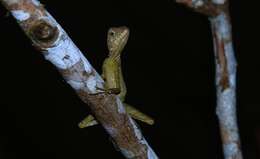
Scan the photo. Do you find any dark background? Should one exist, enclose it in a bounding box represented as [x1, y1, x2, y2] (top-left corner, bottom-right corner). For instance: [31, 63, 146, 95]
[0, 0, 258, 158]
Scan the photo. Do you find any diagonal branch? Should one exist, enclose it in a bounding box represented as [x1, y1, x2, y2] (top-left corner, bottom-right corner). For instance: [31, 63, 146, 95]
[0, 0, 158, 158]
[175, 0, 243, 158]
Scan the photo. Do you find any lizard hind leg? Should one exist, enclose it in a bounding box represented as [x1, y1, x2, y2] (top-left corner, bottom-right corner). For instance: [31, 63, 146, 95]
[124, 103, 154, 125]
[78, 103, 155, 129]
[78, 115, 98, 128]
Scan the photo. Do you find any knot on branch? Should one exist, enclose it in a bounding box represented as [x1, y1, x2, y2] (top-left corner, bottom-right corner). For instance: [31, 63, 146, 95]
[29, 19, 58, 48]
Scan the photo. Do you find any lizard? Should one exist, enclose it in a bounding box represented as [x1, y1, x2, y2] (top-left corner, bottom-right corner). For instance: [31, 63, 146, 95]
[78, 26, 154, 128]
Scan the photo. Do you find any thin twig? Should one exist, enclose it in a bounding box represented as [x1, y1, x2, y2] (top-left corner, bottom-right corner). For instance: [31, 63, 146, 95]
[0, 0, 158, 158]
[175, 0, 243, 158]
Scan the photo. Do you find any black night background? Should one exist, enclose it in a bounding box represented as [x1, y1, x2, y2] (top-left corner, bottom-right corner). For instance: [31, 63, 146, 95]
[0, 0, 259, 158]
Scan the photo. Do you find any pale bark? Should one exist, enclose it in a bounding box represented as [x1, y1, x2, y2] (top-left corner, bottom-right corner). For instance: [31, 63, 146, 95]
[0, 0, 158, 158]
[175, 0, 242, 158]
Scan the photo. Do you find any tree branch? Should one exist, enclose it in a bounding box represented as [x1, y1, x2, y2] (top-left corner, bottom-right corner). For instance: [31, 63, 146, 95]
[211, 11, 242, 159]
[0, 0, 158, 158]
[175, 0, 243, 158]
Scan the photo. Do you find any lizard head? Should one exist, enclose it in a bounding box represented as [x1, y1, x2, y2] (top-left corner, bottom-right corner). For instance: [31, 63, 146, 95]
[107, 26, 130, 58]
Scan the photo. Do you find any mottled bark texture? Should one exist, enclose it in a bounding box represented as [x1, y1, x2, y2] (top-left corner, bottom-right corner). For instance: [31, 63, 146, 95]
[175, 0, 242, 158]
[0, 0, 158, 158]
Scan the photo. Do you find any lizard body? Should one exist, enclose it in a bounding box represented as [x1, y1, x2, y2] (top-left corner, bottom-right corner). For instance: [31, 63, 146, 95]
[79, 27, 154, 128]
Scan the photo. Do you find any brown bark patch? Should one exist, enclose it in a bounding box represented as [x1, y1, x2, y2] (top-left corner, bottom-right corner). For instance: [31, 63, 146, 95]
[8, 0, 46, 17]
[217, 39, 229, 91]
[220, 126, 231, 145]
[76, 90, 149, 158]
[59, 59, 91, 82]
[212, 24, 229, 91]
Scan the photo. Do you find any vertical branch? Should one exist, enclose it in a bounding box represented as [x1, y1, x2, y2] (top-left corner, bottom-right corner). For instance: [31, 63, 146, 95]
[0, 0, 158, 158]
[175, 0, 243, 158]
[210, 10, 242, 159]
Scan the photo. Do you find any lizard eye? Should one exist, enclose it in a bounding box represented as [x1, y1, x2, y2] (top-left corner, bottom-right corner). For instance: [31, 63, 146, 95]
[109, 31, 115, 36]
